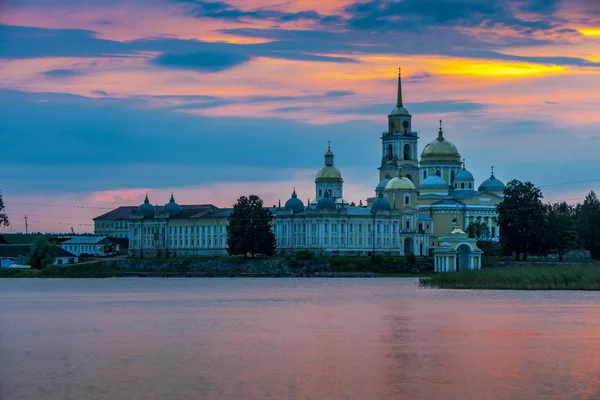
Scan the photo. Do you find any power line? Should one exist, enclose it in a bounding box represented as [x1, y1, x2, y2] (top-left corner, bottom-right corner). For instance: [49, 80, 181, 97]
[5, 201, 113, 210]
[539, 178, 600, 188]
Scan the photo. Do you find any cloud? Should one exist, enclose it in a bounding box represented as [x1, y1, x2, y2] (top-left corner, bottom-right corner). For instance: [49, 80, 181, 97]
[92, 90, 109, 96]
[150, 50, 251, 72]
[343, 0, 561, 32]
[324, 90, 354, 97]
[331, 100, 486, 115]
[0, 24, 132, 58]
[175, 0, 342, 25]
[42, 69, 80, 79]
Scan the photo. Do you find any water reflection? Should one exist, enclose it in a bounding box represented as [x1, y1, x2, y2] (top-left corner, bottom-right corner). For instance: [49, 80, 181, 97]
[1, 278, 599, 399]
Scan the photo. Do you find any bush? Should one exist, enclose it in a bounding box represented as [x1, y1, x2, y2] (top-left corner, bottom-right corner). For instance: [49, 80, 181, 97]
[295, 250, 313, 261]
[40, 263, 115, 278]
[477, 240, 502, 257]
[406, 253, 416, 267]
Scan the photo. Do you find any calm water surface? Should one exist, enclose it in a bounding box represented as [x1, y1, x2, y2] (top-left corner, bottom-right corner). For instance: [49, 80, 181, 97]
[1, 278, 599, 400]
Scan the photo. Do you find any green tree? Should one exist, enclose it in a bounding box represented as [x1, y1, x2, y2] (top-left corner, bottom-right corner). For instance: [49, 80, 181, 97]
[466, 222, 490, 240]
[576, 191, 600, 259]
[497, 180, 546, 261]
[226, 195, 276, 258]
[27, 237, 54, 269]
[546, 208, 577, 261]
[0, 190, 9, 227]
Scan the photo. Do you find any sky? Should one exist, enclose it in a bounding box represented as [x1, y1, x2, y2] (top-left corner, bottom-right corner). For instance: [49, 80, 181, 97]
[1, 0, 599, 233]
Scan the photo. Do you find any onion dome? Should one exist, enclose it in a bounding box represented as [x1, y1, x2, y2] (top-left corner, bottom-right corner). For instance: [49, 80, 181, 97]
[389, 68, 411, 116]
[316, 142, 343, 182]
[371, 192, 391, 212]
[421, 120, 461, 163]
[376, 174, 392, 192]
[420, 175, 448, 189]
[137, 194, 155, 218]
[164, 193, 182, 217]
[316, 191, 336, 210]
[455, 168, 474, 181]
[385, 166, 416, 191]
[478, 166, 505, 192]
[284, 189, 305, 213]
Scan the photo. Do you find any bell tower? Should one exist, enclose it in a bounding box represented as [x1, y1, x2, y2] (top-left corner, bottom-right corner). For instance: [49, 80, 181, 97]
[378, 68, 420, 188]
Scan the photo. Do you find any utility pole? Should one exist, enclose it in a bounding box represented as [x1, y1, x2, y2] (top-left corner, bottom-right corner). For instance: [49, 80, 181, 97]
[24, 215, 28, 234]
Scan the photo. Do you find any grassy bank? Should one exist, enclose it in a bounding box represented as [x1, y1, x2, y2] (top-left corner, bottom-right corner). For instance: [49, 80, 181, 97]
[0, 263, 116, 278]
[419, 266, 600, 290]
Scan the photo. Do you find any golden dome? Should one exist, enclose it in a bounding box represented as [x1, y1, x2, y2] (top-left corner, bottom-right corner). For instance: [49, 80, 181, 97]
[385, 176, 416, 191]
[420, 121, 461, 162]
[316, 165, 343, 181]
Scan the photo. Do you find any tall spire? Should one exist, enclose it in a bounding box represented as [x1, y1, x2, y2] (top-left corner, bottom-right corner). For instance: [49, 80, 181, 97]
[437, 119, 444, 141]
[396, 67, 403, 107]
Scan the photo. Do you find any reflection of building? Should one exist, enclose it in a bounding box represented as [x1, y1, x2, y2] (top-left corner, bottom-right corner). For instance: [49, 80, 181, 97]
[119, 69, 508, 265]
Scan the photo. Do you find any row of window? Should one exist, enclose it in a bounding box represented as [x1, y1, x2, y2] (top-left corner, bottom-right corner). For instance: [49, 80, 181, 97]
[279, 235, 422, 247]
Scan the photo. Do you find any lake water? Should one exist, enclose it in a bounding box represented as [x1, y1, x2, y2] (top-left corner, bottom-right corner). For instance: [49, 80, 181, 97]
[1, 278, 599, 400]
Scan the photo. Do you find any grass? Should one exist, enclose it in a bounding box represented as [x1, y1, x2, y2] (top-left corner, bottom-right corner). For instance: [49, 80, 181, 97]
[419, 266, 600, 290]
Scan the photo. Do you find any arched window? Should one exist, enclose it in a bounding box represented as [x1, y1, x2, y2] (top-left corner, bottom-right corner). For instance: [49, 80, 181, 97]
[436, 170, 441, 177]
[451, 170, 455, 182]
[403, 144, 411, 160]
[469, 183, 472, 189]
[405, 196, 410, 205]
[423, 170, 428, 180]
[454, 183, 457, 188]
[461, 183, 465, 189]
[406, 174, 413, 182]
[387, 144, 393, 160]
[327, 189, 332, 196]
[319, 189, 322, 197]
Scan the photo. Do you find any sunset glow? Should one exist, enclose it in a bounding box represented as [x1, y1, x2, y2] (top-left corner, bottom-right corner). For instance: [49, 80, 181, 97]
[1, 0, 599, 233]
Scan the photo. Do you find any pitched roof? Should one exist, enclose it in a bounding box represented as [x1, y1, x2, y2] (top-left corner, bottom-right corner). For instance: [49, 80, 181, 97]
[61, 236, 113, 245]
[94, 204, 217, 220]
[430, 199, 465, 207]
[419, 214, 434, 221]
[0, 244, 76, 259]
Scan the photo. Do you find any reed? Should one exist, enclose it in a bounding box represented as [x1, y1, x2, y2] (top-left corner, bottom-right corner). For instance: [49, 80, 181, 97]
[419, 266, 600, 290]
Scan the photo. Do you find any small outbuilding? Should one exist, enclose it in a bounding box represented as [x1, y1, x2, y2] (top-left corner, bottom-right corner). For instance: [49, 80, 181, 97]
[434, 222, 483, 272]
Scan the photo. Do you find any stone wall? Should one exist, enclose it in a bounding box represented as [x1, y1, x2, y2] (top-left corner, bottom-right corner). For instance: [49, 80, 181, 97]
[101, 258, 332, 276]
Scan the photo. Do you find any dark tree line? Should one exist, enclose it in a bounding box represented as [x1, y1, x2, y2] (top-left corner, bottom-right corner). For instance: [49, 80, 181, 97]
[0, 190, 9, 227]
[226, 195, 276, 258]
[497, 180, 599, 261]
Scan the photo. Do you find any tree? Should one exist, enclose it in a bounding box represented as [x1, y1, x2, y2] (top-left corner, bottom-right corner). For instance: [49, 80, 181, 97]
[497, 180, 546, 261]
[546, 208, 577, 261]
[226, 195, 276, 258]
[466, 222, 490, 240]
[576, 191, 600, 259]
[0, 190, 9, 227]
[28, 237, 54, 269]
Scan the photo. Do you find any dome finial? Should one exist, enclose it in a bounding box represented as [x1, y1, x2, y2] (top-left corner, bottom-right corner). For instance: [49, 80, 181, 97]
[169, 192, 175, 202]
[292, 187, 297, 197]
[328, 141, 330, 151]
[462, 158, 466, 169]
[437, 119, 444, 141]
[144, 193, 149, 204]
[491, 165, 495, 177]
[397, 165, 404, 178]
